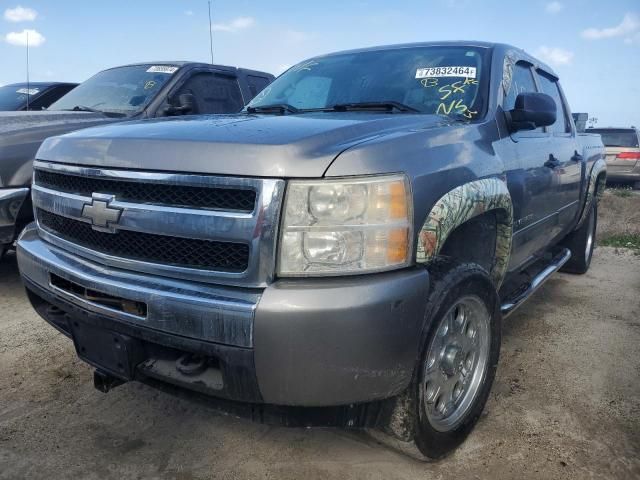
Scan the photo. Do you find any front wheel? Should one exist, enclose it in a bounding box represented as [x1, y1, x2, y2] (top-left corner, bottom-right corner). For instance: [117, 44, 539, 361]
[376, 259, 502, 460]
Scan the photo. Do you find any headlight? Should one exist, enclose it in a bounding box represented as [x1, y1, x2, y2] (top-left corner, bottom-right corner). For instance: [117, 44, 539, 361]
[278, 174, 413, 276]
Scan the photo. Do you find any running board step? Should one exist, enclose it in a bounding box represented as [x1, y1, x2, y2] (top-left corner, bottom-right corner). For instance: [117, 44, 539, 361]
[500, 248, 571, 317]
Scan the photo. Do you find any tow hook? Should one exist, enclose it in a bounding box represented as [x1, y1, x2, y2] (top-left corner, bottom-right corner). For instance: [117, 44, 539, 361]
[176, 354, 207, 376]
[93, 369, 125, 393]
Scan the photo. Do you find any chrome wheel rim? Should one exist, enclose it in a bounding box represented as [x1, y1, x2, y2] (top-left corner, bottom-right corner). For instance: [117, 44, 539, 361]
[422, 295, 490, 432]
[585, 212, 595, 261]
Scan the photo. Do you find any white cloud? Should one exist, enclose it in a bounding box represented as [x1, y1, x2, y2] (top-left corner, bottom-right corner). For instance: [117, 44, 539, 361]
[5, 29, 45, 47]
[535, 46, 574, 66]
[545, 2, 563, 14]
[4, 5, 37, 22]
[185, 10, 194, 16]
[582, 13, 639, 40]
[211, 16, 255, 33]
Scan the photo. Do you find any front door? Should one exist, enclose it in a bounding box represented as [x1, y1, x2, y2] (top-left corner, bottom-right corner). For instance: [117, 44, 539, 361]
[496, 61, 559, 271]
[535, 70, 583, 241]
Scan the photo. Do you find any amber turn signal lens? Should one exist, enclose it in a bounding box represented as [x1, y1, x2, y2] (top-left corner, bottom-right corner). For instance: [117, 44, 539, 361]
[387, 228, 409, 263]
[389, 181, 409, 219]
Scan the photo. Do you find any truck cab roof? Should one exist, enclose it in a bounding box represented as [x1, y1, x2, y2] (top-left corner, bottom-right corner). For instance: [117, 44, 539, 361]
[312, 41, 558, 78]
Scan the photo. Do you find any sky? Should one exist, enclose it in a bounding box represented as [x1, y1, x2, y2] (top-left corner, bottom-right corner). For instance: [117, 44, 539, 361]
[0, 0, 639, 127]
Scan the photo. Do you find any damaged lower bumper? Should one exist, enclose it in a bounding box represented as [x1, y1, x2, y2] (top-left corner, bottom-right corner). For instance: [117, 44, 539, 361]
[17, 224, 430, 407]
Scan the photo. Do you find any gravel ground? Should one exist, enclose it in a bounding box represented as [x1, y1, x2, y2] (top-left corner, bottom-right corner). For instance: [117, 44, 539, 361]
[1, 246, 639, 480]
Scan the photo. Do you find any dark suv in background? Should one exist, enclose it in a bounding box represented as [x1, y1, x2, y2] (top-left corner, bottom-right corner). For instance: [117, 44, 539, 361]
[586, 127, 640, 189]
[0, 62, 274, 258]
[0, 82, 78, 111]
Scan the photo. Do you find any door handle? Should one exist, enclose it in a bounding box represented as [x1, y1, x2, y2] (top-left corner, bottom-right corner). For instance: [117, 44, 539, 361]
[544, 154, 560, 169]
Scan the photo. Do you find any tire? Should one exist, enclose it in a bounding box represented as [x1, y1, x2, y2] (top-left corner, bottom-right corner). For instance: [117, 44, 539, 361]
[633, 181, 640, 191]
[375, 259, 502, 460]
[560, 202, 597, 274]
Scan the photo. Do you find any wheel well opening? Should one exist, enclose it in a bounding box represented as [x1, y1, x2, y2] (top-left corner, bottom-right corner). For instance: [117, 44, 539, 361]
[439, 211, 498, 274]
[595, 172, 607, 199]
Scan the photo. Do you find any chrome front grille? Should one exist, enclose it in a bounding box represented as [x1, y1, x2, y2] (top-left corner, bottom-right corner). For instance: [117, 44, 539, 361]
[34, 169, 257, 212]
[32, 161, 285, 287]
[37, 208, 250, 272]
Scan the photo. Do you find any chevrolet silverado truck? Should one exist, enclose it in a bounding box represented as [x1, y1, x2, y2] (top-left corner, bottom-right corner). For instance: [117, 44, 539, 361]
[0, 62, 274, 258]
[17, 42, 605, 459]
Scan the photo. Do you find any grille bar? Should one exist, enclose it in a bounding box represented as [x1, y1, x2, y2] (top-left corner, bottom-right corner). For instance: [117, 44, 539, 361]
[35, 169, 256, 212]
[37, 209, 249, 272]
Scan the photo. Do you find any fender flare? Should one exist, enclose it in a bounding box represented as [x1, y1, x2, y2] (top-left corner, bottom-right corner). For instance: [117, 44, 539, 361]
[576, 159, 606, 228]
[416, 178, 513, 287]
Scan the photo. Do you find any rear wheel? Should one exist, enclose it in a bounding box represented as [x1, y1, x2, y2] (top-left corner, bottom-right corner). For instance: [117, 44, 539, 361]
[560, 202, 597, 274]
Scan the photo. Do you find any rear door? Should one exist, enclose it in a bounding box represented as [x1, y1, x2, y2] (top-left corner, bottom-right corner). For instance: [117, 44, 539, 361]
[535, 69, 583, 239]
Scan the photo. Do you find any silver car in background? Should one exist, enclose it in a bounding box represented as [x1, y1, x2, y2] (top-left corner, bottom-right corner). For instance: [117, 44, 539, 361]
[587, 127, 640, 189]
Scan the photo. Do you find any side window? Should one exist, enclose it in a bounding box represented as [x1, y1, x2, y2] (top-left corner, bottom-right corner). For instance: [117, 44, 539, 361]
[247, 75, 271, 99]
[175, 72, 245, 114]
[27, 91, 54, 110]
[503, 62, 543, 133]
[503, 62, 537, 111]
[52, 85, 77, 101]
[536, 71, 569, 134]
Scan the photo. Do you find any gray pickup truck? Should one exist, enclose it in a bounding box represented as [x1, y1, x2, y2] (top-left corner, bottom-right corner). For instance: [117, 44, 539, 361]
[0, 62, 273, 257]
[17, 42, 605, 459]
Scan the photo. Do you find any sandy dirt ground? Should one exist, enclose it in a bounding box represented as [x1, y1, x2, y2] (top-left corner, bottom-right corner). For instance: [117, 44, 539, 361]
[0, 246, 639, 480]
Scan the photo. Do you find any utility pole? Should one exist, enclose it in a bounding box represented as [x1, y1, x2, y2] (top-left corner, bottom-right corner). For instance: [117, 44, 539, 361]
[208, 1, 214, 64]
[26, 30, 30, 110]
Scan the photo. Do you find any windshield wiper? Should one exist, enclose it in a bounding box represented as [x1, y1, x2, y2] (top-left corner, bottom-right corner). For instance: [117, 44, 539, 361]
[246, 104, 299, 115]
[62, 105, 127, 118]
[331, 101, 420, 113]
[70, 105, 102, 113]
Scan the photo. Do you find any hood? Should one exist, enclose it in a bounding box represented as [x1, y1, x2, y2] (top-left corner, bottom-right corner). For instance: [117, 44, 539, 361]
[0, 110, 114, 135]
[37, 113, 450, 178]
[0, 110, 117, 187]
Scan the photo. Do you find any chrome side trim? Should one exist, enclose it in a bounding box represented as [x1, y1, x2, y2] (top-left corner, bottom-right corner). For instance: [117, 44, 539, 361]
[500, 248, 571, 317]
[18, 225, 259, 348]
[32, 161, 286, 288]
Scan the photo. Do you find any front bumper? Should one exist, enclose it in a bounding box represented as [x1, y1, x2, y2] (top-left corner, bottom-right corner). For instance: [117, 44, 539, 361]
[18, 224, 430, 407]
[0, 187, 30, 246]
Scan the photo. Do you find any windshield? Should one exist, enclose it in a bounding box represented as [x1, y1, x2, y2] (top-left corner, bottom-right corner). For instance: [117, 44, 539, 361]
[587, 129, 639, 148]
[247, 46, 489, 119]
[0, 84, 41, 110]
[49, 64, 179, 116]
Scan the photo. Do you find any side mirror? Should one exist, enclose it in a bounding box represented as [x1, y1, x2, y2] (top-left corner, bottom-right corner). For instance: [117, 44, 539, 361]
[164, 93, 197, 116]
[507, 92, 556, 132]
[177, 93, 196, 114]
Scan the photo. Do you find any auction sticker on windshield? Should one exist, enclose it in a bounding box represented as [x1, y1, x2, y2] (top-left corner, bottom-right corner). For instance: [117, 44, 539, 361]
[146, 66, 178, 74]
[416, 66, 476, 79]
[16, 88, 40, 95]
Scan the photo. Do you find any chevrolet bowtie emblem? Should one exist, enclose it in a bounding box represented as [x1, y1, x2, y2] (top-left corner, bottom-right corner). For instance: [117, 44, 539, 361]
[81, 193, 122, 233]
